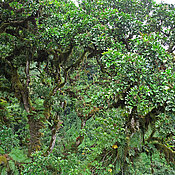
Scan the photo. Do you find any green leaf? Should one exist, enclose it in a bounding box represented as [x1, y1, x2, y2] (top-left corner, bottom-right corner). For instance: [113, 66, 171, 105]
[9, 148, 31, 163]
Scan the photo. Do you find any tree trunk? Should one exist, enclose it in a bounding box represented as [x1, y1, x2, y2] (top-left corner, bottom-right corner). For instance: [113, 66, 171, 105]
[28, 114, 43, 155]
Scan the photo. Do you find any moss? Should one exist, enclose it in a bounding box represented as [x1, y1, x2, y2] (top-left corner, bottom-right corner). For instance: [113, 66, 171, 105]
[11, 68, 25, 100]
[0, 155, 7, 166]
[28, 115, 44, 155]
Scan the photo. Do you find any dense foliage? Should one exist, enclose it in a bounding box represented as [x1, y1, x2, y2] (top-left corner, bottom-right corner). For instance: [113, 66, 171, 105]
[0, 0, 175, 174]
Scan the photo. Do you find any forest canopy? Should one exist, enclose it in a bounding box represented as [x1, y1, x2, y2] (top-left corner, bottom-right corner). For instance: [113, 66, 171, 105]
[0, 0, 175, 174]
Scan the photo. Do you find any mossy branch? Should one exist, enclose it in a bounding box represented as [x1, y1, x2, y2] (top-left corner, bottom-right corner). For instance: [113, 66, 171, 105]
[140, 104, 166, 131]
[108, 82, 137, 109]
[151, 141, 175, 164]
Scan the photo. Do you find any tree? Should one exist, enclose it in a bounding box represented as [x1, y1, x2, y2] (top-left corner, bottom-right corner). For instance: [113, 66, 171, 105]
[0, 0, 174, 174]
